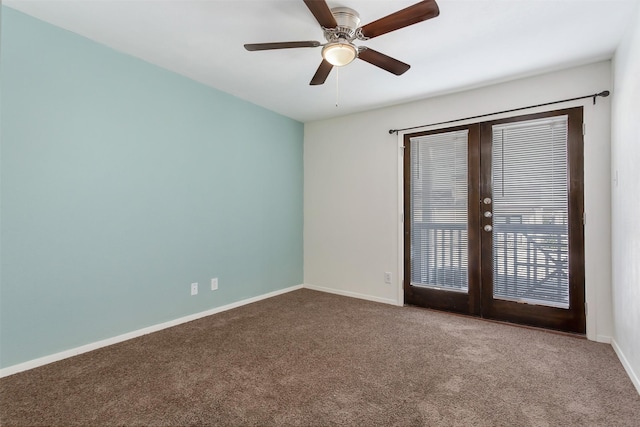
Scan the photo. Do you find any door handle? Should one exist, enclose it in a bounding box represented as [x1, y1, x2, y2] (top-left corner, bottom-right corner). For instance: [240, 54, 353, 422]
[484, 225, 493, 232]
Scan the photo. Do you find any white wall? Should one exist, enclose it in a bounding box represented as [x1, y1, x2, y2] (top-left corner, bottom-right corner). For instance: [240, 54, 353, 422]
[305, 61, 613, 342]
[611, 2, 640, 393]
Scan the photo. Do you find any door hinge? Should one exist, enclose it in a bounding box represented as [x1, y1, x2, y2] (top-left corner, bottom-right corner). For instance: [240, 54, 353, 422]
[585, 302, 588, 315]
[583, 211, 586, 224]
[582, 123, 586, 135]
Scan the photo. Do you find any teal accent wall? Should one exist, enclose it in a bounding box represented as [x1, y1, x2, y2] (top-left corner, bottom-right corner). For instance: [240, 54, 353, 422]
[0, 7, 303, 368]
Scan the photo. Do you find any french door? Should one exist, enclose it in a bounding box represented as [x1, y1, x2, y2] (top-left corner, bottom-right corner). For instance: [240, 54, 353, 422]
[403, 108, 585, 334]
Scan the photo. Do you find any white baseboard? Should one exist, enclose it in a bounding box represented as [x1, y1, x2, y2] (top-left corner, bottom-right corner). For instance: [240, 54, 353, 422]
[303, 283, 399, 306]
[596, 334, 612, 344]
[612, 338, 640, 395]
[0, 284, 303, 378]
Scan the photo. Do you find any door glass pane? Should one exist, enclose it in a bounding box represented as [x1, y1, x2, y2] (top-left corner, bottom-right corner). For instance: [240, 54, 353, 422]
[410, 130, 469, 292]
[491, 116, 569, 308]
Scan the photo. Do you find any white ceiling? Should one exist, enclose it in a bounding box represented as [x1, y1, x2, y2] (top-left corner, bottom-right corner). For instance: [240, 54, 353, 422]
[5, 0, 638, 122]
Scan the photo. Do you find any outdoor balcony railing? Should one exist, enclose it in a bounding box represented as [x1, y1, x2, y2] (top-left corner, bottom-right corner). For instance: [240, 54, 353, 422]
[411, 220, 569, 308]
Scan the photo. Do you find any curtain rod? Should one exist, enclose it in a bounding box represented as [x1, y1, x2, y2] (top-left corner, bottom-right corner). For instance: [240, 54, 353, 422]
[388, 90, 610, 135]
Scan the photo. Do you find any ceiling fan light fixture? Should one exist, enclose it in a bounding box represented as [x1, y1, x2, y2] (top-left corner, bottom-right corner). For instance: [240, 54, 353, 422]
[322, 42, 357, 66]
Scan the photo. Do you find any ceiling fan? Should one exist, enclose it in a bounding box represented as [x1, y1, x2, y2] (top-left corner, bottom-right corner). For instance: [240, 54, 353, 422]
[244, 0, 440, 85]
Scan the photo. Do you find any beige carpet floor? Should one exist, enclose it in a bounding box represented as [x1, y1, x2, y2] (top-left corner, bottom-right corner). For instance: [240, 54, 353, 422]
[1, 289, 639, 426]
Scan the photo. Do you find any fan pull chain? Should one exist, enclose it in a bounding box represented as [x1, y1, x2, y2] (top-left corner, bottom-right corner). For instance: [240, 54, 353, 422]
[335, 66, 339, 108]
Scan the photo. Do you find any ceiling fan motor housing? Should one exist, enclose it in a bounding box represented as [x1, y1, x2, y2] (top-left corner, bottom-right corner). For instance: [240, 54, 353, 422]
[325, 7, 361, 41]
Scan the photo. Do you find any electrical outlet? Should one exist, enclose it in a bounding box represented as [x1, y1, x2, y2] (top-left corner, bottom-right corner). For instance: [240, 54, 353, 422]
[191, 282, 198, 296]
[384, 272, 392, 284]
[211, 278, 218, 291]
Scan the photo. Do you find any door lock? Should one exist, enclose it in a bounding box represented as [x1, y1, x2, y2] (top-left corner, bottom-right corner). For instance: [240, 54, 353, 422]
[484, 225, 493, 232]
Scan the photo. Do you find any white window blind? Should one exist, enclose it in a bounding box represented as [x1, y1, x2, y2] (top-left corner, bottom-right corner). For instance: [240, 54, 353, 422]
[410, 130, 468, 292]
[491, 115, 569, 308]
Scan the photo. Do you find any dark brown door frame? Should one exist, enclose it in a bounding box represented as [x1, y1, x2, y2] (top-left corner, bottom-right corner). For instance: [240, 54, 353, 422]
[403, 123, 482, 316]
[478, 108, 586, 333]
[403, 107, 586, 334]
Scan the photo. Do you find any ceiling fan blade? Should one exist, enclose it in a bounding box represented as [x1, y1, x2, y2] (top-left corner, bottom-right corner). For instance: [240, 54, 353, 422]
[358, 48, 410, 76]
[310, 60, 333, 85]
[303, 0, 338, 28]
[244, 41, 321, 51]
[360, 0, 440, 39]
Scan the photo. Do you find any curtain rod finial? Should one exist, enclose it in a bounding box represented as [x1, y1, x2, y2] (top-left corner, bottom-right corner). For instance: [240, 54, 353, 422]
[389, 129, 397, 134]
[593, 90, 610, 105]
